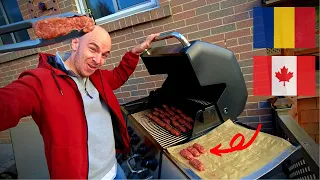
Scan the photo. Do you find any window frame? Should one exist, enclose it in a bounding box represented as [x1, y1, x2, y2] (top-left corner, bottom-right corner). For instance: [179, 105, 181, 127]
[0, 0, 17, 45]
[76, 0, 159, 25]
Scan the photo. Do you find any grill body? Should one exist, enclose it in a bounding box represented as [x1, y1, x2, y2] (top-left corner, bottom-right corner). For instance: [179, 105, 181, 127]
[117, 32, 250, 179]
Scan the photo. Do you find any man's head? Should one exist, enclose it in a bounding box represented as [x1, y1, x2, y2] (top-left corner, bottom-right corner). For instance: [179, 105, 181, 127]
[67, 25, 111, 77]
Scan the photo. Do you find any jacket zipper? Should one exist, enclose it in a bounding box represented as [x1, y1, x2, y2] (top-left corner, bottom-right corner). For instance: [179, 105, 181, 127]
[83, 79, 90, 178]
[79, 96, 90, 179]
[98, 72, 126, 150]
[84, 78, 93, 99]
[76, 86, 90, 179]
[77, 94, 89, 179]
[62, 75, 90, 179]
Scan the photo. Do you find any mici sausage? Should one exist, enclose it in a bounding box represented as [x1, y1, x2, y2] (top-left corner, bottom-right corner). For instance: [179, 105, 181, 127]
[187, 146, 200, 157]
[180, 149, 194, 160]
[193, 143, 206, 154]
[164, 124, 181, 136]
[171, 120, 187, 133]
[189, 158, 205, 171]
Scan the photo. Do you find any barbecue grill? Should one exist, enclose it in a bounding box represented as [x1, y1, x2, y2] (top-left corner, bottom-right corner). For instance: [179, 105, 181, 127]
[118, 32, 249, 179]
[118, 32, 319, 179]
[124, 31, 247, 148]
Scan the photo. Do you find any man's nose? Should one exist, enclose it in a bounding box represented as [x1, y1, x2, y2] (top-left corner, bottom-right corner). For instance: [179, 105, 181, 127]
[93, 54, 102, 65]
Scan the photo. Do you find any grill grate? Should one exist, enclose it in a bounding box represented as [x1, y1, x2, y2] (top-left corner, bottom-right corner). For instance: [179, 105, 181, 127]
[186, 98, 211, 106]
[131, 109, 191, 149]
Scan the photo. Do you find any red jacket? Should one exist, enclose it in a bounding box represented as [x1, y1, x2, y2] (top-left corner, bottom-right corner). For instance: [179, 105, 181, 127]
[0, 51, 140, 178]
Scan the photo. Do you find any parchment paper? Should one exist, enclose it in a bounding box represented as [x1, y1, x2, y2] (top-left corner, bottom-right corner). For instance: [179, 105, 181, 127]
[167, 120, 295, 179]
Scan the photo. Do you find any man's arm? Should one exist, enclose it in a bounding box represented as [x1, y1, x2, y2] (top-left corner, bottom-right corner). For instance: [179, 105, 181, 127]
[0, 73, 41, 131]
[101, 51, 140, 90]
[101, 33, 160, 90]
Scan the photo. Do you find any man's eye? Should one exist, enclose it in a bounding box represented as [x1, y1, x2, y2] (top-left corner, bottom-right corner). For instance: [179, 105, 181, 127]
[89, 47, 96, 52]
[102, 53, 109, 59]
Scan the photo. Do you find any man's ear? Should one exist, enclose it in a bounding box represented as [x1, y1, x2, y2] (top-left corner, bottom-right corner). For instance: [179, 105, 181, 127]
[71, 38, 79, 51]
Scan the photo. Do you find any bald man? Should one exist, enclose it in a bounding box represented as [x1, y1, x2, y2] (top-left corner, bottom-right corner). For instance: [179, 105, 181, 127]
[0, 25, 159, 179]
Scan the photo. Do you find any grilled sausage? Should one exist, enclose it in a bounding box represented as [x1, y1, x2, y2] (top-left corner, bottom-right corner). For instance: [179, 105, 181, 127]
[180, 149, 194, 160]
[176, 118, 187, 124]
[172, 120, 187, 133]
[154, 107, 161, 112]
[174, 114, 181, 119]
[152, 111, 159, 116]
[171, 120, 180, 127]
[33, 15, 95, 39]
[189, 158, 205, 171]
[193, 143, 206, 154]
[153, 116, 161, 122]
[178, 125, 187, 133]
[184, 122, 193, 130]
[154, 107, 165, 114]
[176, 117, 183, 122]
[164, 112, 171, 117]
[162, 104, 169, 109]
[185, 116, 194, 122]
[170, 106, 176, 111]
[164, 124, 171, 129]
[159, 113, 166, 119]
[154, 107, 160, 111]
[187, 146, 200, 157]
[176, 118, 193, 130]
[164, 124, 181, 136]
[180, 113, 187, 119]
[151, 116, 166, 127]
[162, 118, 170, 124]
[182, 117, 193, 123]
[169, 116, 177, 121]
[170, 128, 181, 136]
[146, 113, 153, 119]
[176, 109, 183, 114]
[168, 110, 175, 116]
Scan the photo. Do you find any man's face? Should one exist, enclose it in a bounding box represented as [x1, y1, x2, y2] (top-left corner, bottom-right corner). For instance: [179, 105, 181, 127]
[71, 28, 111, 77]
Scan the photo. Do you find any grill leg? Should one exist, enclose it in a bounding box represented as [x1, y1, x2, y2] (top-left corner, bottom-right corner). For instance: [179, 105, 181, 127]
[158, 151, 163, 179]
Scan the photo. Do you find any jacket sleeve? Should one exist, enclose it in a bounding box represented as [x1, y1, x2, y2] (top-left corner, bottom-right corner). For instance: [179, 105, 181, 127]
[0, 73, 41, 131]
[102, 51, 140, 90]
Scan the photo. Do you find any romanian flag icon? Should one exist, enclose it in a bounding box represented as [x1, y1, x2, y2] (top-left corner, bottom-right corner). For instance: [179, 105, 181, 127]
[253, 7, 316, 48]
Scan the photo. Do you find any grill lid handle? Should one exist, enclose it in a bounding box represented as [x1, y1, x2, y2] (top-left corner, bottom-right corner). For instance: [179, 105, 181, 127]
[152, 31, 190, 47]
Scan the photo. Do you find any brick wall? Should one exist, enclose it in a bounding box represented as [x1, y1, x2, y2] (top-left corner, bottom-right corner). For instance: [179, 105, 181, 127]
[0, 0, 274, 143]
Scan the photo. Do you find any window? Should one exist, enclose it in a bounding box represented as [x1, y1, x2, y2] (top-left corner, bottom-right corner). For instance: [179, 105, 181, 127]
[77, 0, 159, 24]
[0, 0, 30, 46]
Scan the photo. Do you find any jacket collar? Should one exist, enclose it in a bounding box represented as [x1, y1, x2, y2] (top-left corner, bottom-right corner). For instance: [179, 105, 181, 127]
[38, 52, 69, 76]
[37, 52, 102, 80]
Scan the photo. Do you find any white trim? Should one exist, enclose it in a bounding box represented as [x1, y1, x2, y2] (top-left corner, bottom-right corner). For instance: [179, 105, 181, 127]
[76, 0, 86, 14]
[74, 0, 82, 14]
[111, 0, 119, 12]
[77, 0, 159, 25]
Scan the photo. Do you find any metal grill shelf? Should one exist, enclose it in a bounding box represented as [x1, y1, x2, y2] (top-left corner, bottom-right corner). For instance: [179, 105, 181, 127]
[131, 109, 192, 149]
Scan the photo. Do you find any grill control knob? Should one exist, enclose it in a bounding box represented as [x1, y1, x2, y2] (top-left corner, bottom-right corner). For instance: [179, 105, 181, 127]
[136, 143, 148, 155]
[130, 134, 140, 145]
[141, 156, 158, 171]
[127, 126, 134, 137]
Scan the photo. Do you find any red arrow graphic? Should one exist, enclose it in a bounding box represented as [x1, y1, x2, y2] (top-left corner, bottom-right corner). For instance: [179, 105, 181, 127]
[210, 124, 262, 156]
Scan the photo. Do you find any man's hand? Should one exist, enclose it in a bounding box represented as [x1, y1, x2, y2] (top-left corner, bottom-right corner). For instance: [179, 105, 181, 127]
[131, 33, 160, 55]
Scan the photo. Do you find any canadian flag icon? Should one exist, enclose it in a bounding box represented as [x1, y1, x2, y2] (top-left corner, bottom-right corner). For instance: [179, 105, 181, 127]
[253, 56, 315, 96]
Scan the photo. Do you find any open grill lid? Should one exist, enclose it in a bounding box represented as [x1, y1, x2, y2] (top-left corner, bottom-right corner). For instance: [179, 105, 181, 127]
[140, 32, 248, 121]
